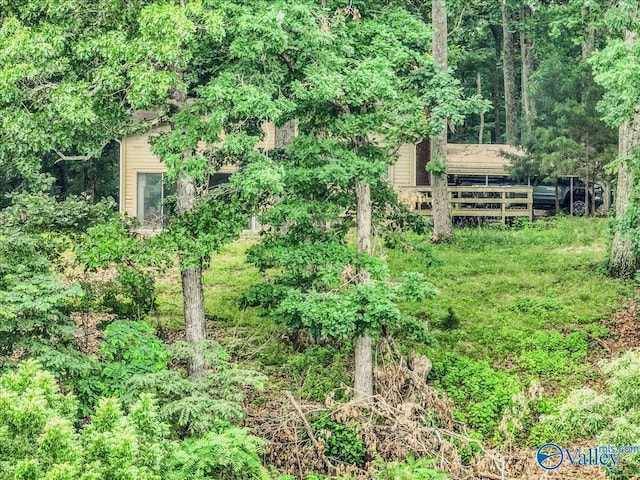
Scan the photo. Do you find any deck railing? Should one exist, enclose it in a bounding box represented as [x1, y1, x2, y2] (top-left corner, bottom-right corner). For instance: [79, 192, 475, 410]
[397, 185, 534, 224]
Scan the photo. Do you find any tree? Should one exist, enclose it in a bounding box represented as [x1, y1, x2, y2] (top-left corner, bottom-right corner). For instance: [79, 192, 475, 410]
[244, 1, 480, 402]
[591, 4, 640, 277]
[0, 1, 286, 374]
[430, 0, 454, 243]
[502, 0, 519, 145]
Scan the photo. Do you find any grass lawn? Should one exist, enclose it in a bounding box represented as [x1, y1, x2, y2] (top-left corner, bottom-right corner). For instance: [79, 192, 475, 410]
[387, 217, 631, 362]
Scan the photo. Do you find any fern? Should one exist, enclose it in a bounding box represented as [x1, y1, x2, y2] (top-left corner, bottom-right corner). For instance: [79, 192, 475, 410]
[169, 428, 271, 480]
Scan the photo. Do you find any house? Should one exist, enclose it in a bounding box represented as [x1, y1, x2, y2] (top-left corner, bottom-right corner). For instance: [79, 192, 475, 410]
[118, 125, 521, 226]
[118, 124, 276, 228]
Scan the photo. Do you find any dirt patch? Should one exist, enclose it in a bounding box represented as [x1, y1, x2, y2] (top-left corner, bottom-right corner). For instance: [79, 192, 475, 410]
[72, 312, 115, 355]
[601, 299, 640, 353]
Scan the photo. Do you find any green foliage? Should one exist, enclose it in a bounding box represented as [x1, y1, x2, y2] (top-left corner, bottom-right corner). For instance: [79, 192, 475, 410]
[0, 193, 117, 235]
[0, 360, 174, 480]
[276, 273, 436, 341]
[535, 350, 640, 477]
[168, 428, 270, 480]
[311, 415, 366, 467]
[125, 340, 265, 436]
[372, 455, 447, 480]
[100, 321, 170, 393]
[101, 266, 157, 319]
[74, 218, 167, 319]
[0, 230, 81, 360]
[517, 330, 588, 376]
[285, 345, 351, 402]
[0, 358, 272, 480]
[431, 354, 520, 438]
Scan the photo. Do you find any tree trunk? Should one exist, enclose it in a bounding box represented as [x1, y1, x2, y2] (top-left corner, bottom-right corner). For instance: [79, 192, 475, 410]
[584, 167, 589, 218]
[490, 25, 503, 143]
[431, 0, 454, 243]
[354, 334, 373, 401]
[610, 111, 640, 277]
[502, 2, 519, 145]
[609, 29, 639, 277]
[520, 4, 535, 140]
[275, 120, 296, 149]
[604, 183, 612, 212]
[354, 180, 373, 402]
[176, 172, 207, 376]
[84, 158, 96, 202]
[477, 72, 485, 144]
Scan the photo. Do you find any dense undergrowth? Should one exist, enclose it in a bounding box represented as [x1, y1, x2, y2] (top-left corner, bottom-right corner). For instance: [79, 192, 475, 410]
[152, 216, 632, 450]
[2, 216, 637, 479]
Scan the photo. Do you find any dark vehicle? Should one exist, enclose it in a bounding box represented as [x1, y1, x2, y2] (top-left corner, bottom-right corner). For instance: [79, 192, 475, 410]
[451, 175, 604, 215]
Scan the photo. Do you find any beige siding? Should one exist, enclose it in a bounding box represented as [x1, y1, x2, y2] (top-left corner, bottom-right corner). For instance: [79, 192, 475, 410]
[392, 142, 416, 187]
[121, 123, 276, 217]
[122, 130, 167, 217]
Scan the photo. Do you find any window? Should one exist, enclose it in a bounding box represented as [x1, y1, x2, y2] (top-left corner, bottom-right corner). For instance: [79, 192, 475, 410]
[137, 173, 168, 228]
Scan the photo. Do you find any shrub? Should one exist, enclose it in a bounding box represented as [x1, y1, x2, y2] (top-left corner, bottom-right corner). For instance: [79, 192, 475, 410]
[311, 415, 367, 467]
[100, 320, 170, 391]
[0, 230, 81, 361]
[535, 350, 640, 478]
[0, 360, 173, 480]
[431, 353, 519, 438]
[125, 340, 266, 436]
[0, 360, 273, 480]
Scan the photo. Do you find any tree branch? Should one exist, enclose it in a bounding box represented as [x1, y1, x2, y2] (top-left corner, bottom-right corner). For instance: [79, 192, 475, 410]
[53, 142, 108, 163]
[285, 391, 338, 474]
[166, 97, 195, 109]
[29, 82, 58, 98]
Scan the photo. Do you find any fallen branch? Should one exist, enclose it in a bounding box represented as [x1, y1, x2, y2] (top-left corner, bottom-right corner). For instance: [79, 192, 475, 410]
[285, 390, 338, 474]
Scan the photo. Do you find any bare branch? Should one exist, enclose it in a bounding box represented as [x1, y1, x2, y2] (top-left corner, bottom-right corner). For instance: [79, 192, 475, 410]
[29, 83, 58, 98]
[53, 142, 108, 163]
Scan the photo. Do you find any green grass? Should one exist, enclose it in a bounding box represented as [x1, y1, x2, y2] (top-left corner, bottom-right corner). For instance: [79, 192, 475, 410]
[387, 217, 630, 364]
[155, 217, 630, 373]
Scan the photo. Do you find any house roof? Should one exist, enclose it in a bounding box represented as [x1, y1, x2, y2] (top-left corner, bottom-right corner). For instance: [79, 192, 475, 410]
[446, 144, 523, 176]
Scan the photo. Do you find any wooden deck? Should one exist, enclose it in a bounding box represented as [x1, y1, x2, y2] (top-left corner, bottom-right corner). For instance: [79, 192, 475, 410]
[397, 185, 534, 224]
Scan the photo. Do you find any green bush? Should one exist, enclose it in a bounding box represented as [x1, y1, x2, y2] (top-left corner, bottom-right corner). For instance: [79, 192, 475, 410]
[0, 360, 173, 480]
[431, 353, 519, 438]
[311, 415, 367, 467]
[100, 320, 170, 393]
[0, 230, 81, 361]
[125, 340, 266, 436]
[373, 455, 447, 479]
[535, 350, 640, 478]
[0, 359, 273, 480]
